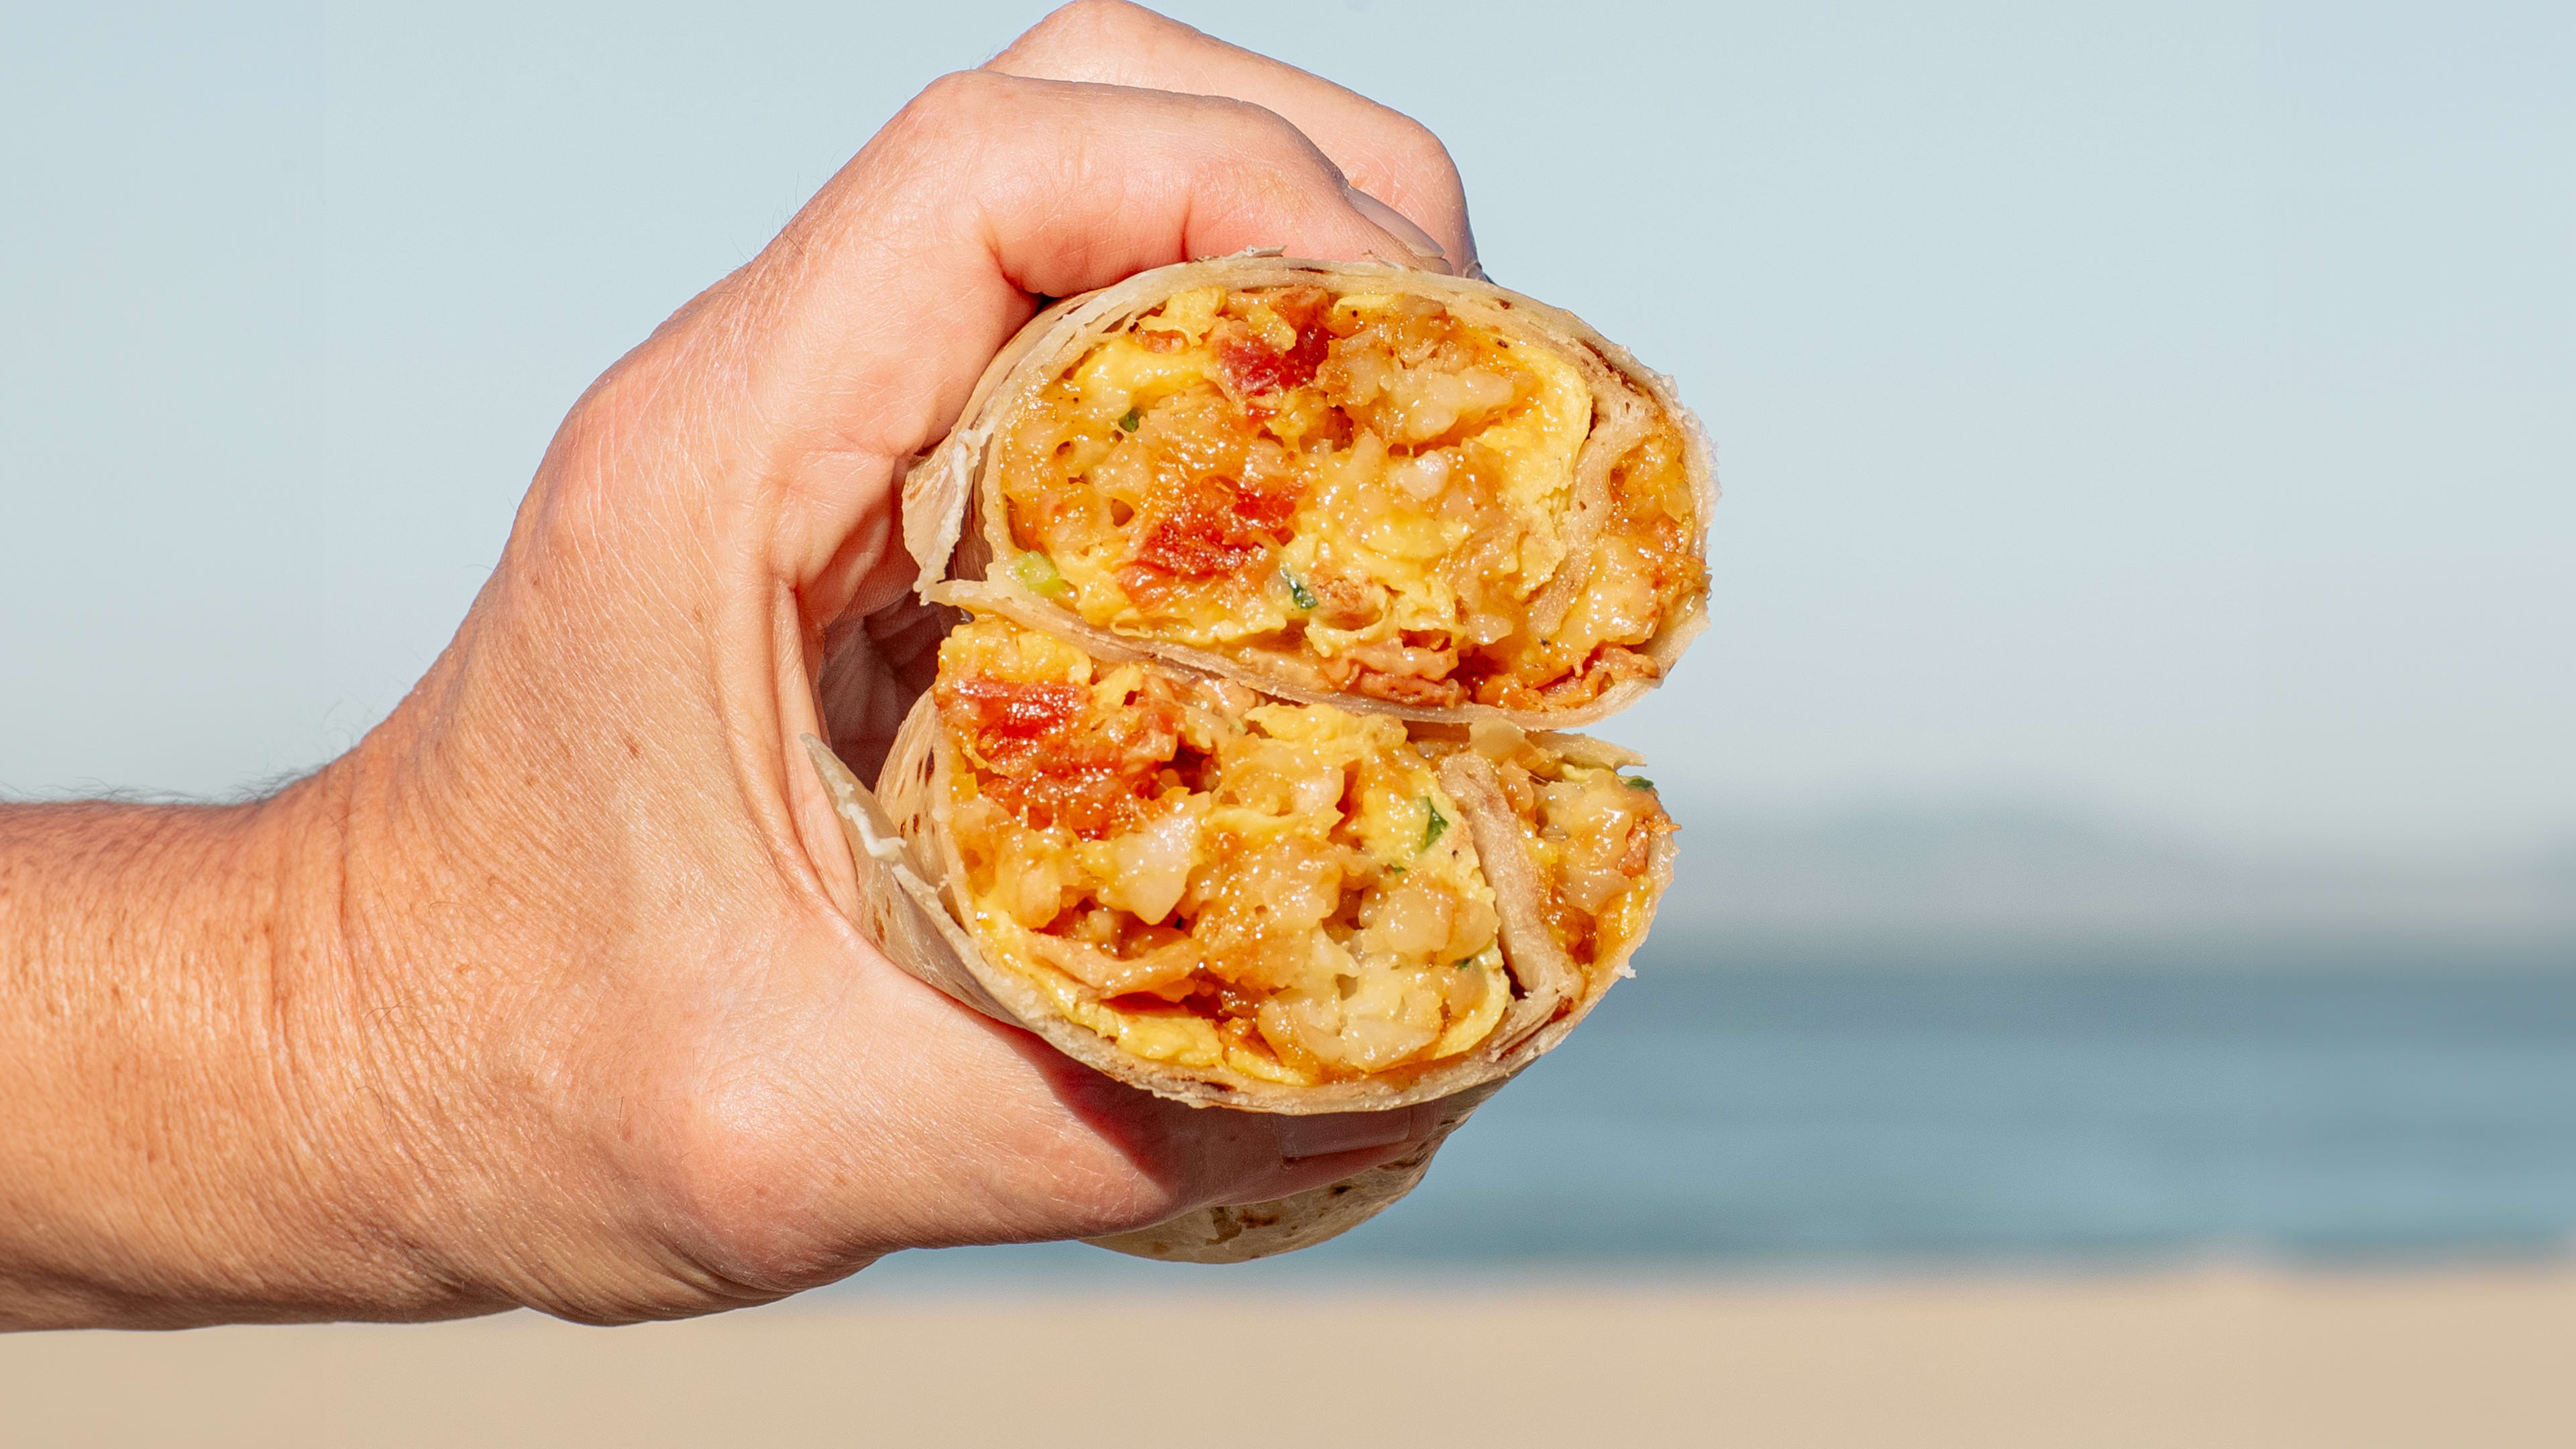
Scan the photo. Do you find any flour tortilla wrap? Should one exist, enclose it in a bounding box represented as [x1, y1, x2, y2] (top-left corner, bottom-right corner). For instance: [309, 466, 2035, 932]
[800, 666, 1672, 1259]
[901, 254, 1713, 728]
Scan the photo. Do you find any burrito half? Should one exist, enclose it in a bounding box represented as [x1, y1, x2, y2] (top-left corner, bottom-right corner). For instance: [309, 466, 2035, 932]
[803, 614, 1675, 1257]
[904, 256, 1713, 727]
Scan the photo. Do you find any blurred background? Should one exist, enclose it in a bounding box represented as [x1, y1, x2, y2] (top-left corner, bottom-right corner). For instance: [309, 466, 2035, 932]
[4, 1, 2572, 1443]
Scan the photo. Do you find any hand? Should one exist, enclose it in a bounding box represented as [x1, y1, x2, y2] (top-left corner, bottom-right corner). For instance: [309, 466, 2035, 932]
[0, 1, 1477, 1328]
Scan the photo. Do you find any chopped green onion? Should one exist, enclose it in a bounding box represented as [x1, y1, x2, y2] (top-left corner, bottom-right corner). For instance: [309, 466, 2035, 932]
[1420, 796, 1449, 851]
[1625, 775, 1658, 792]
[1282, 568, 1318, 611]
[1012, 549, 1071, 600]
[1452, 958, 1480, 971]
[1116, 407, 1142, 432]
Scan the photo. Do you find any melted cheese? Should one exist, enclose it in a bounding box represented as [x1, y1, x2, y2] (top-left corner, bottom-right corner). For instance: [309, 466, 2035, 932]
[1070, 334, 1210, 425]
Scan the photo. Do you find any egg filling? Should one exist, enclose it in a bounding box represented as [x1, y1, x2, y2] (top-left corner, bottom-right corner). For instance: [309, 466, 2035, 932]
[934, 616, 1668, 1084]
[1428, 721, 1673, 973]
[995, 284, 1702, 712]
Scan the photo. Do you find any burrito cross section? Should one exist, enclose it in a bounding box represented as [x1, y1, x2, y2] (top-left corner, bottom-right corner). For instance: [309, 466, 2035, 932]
[994, 283, 1704, 714]
[835, 256, 1709, 1258]
[932, 616, 1672, 1088]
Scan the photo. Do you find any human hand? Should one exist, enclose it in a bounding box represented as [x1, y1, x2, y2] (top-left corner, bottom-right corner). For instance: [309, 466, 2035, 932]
[0, 1, 1478, 1328]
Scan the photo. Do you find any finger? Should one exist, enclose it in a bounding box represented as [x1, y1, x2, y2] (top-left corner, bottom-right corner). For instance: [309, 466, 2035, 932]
[704, 922, 1454, 1273]
[1343, 186, 1454, 276]
[1275, 1102, 1448, 1162]
[1103, 1096, 1450, 1215]
[1219, 1102, 1450, 1205]
[714, 70, 1444, 612]
[986, 1, 1477, 272]
[1214, 1144, 1418, 1209]
[990, 1044, 1448, 1226]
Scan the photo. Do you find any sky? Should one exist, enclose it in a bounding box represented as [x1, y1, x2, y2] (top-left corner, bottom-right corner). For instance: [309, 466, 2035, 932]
[2, 1, 2569, 861]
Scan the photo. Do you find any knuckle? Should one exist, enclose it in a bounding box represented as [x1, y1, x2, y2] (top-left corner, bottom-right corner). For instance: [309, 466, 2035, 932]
[1023, 0, 1166, 55]
[1199, 97, 1341, 177]
[875, 72, 1029, 178]
[1374, 119, 1466, 196]
[903, 66, 1013, 126]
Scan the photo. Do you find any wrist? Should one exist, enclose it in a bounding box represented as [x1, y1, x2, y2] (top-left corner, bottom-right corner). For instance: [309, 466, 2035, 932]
[0, 756, 496, 1328]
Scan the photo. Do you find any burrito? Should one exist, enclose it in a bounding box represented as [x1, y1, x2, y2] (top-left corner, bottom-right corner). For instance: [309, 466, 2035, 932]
[803, 613, 1676, 1257]
[902, 256, 1713, 726]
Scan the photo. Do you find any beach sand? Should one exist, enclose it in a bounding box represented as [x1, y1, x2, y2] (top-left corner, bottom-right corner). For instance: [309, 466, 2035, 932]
[8, 1263, 2573, 1446]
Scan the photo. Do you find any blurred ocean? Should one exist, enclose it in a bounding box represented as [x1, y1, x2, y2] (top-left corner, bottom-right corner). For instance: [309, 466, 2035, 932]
[853, 928, 2576, 1292]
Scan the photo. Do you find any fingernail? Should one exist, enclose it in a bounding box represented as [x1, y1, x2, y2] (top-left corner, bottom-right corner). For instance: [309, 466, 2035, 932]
[1279, 1104, 1436, 1160]
[1342, 185, 1452, 273]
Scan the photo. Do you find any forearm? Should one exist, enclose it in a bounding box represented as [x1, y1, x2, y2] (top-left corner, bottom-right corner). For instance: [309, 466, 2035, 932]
[0, 771, 472, 1329]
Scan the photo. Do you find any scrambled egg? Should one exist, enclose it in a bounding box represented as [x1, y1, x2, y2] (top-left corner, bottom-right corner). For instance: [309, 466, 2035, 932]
[1015, 286, 1595, 660]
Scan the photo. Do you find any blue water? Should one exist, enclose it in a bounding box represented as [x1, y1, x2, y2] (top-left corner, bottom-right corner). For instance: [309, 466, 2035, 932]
[853, 932, 2576, 1290]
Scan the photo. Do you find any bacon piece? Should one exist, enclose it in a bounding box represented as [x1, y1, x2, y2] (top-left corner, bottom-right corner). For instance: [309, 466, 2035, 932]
[1214, 288, 1333, 396]
[1582, 645, 1662, 690]
[939, 676, 1083, 739]
[1232, 476, 1299, 535]
[1267, 286, 1330, 332]
[1133, 492, 1265, 578]
[1616, 808, 1668, 877]
[1214, 329, 1328, 396]
[1119, 474, 1304, 602]
[935, 674, 1183, 837]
